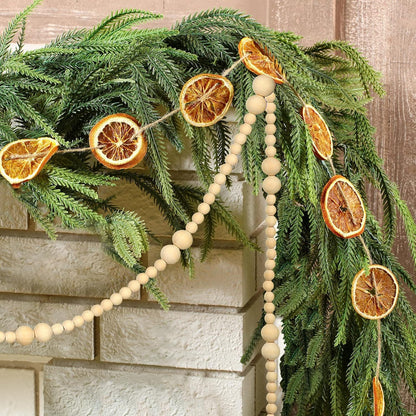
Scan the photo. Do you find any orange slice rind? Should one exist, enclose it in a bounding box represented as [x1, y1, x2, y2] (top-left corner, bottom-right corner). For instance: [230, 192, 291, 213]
[89, 113, 147, 170]
[0, 138, 59, 188]
[302, 105, 333, 160]
[321, 175, 366, 239]
[179, 74, 234, 127]
[352, 265, 399, 320]
[238, 37, 285, 84]
[373, 376, 385, 416]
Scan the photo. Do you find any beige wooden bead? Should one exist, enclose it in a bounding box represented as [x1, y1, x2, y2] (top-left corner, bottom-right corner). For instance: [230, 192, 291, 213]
[101, 299, 113, 312]
[246, 95, 266, 114]
[225, 153, 238, 166]
[266, 249, 277, 259]
[266, 403, 278, 414]
[73, 315, 84, 328]
[262, 157, 281, 176]
[265, 260, 276, 270]
[63, 320, 75, 332]
[264, 270, 274, 281]
[82, 310, 95, 322]
[265, 216, 277, 228]
[239, 123, 252, 135]
[198, 202, 210, 215]
[267, 392, 277, 403]
[214, 173, 226, 185]
[265, 135, 276, 146]
[265, 146, 277, 157]
[262, 324, 279, 342]
[110, 293, 123, 306]
[266, 371, 278, 382]
[208, 183, 221, 195]
[203, 193, 216, 205]
[34, 323, 53, 343]
[266, 238, 276, 249]
[146, 266, 158, 278]
[265, 313, 276, 324]
[252, 75, 276, 97]
[266, 102, 277, 113]
[264, 302, 275, 313]
[120, 287, 132, 299]
[0, 331, 5, 343]
[266, 227, 276, 238]
[266, 113, 277, 124]
[244, 113, 256, 125]
[265, 360, 276, 372]
[266, 205, 276, 216]
[15, 326, 34, 346]
[262, 342, 280, 360]
[5, 331, 16, 344]
[263, 281, 274, 291]
[233, 133, 247, 146]
[266, 93, 276, 103]
[265, 124, 277, 135]
[266, 195, 276, 205]
[266, 382, 278, 393]
[229, 143, 242, 155]
[137, 273, 149, 285]
[172, 230, 193, 250]
[91, 304, 104, 317]
[186, 222, 198, 234]
[160, 244, 181, 264]
[263, 176, 281, 195]
[52, 323, 64, 335]
[154, 259, 167, 272]
[264, 292, 275, 302]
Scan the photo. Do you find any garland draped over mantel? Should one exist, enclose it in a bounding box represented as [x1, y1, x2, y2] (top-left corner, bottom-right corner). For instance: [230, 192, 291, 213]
[0, 2, 416, 415]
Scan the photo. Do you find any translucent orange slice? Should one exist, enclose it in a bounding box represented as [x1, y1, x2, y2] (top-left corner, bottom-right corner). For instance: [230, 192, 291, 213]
[179, 74, 234, 127]
[373, 376, 385, 416]
[302, 105, 333, 160]
[321, 175, 366, 238]
[0, 138, 59, 188]
[238, 37, 285, 84]
[352, 265, 399, 320]
[89, 113, 147, 170]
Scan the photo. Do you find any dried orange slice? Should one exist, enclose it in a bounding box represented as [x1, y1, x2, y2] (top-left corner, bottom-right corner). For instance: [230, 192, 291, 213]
[238, 37, 285, 84]
[179, 74, 234, 127]
[321, 175, 366, 238]
[352, 265, 399, 320]
[89, 113, 147, 170]
[0, 138, 59, 188]
[373, 376, 385, 416]
[302, 105, 333, 160]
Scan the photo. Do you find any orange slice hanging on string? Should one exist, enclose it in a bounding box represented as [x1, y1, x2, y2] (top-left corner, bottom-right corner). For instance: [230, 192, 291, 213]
[89, 113, 147, 170]
[302, 105, 333, 160]
[352, 265, 399, 320]
[373, 376, 385, 416]
[0, 138, 59, 188]
[238, 37, 285, 84]
[321, 175, 366, 238]
[179, 74, 234, 127]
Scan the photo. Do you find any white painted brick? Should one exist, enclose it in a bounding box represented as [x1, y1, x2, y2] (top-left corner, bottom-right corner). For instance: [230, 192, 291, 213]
[243, 183, 266, 236]
[0, 182, 28, 230]
[0, 299, 94, 359]
[44, 362, 255, 416]
[0, 368, 35, 416]
[148, 246, 255, 307]
[100, 296, 262, 371]
[0, 235, 134, 297]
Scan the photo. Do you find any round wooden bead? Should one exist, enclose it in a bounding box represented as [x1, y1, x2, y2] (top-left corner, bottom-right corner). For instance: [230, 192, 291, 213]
[230, 143, 242, 155]
[5, 331, 16, 344]
[110, 293, 123, 306]
[265, 113, 277, 124]
[209, 183, 221, 195]
[266, 249, 276, 259]
[266, 93, 276, 103]
[264, 302, 275, 313]
[214, 173, 226, 185]
[265, 124, 277, 135]
[91, 305, 104, 317]
[146, 266, 158, 278]
[266, 238, 276, 249]
[82, 310, 95, 322]
[63, 320, 75, 332]
[160, 244, 181, 264]
[265, 215, 277, 227]
[265, 146, 277, 157]
[265, 135, 276, 146]
[192, 212, 204, 225]
[263, 177, 281, 194]
[52, 323, 64, 335]
[266, 102, 277, 113]
[252, 75, 276, 97]
[262, 158, 281, 176]
[34, 323, 53, 343]
[244, 113, 257, 125]
[73, 315, 84, 328]
[15, 326, 34, 346]
[120, 287, 132, 299]
[265, 313, 276, 324]
[186, 222, 198, 234]
[265, 360, 276, 372]
[266, 403, 278, 414]
[264, 292, 275, 302]
[264, 270, 274, 281]
[154, 259, 167, 272]
[136, 273, 149, 285]
[233, 134, 247, 146]
[262, 324, 279, 342]
[239, 123, 252, 135]
[266, 371, 278, 382]
[172, 230, 193, 250]
[225, 153, 238, 166]
[246, 95, 267, 114]
[262, 342, 280, 360]
[203, 193, 216, 205]
[101, 299, 113, 312]
[266, 392, 277, 403]
[0, 332, 5, 343]
[265, 205, 276, 216]
[198, 202, 211, 215]
[266, 227, 276, 238]
[263, 281, 274, 291]
[266, 382, 278, 393]
[266, 195, 276, 205]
